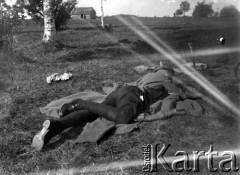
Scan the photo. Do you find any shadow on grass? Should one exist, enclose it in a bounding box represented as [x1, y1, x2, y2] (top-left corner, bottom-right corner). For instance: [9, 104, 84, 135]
[132, 39, 157, 54]
[95, 47, 132, 58]
[71, 27, 98, 31]
[58, 50, 95, 62]
[58, 47, 133, 62]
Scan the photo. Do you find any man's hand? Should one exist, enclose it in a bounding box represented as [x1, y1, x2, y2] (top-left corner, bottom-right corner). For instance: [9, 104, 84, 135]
[134, 113, 149, 122]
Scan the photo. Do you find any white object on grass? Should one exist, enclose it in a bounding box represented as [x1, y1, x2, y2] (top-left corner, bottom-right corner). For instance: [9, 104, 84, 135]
[133, 65, 149, 73]
[46, 72, 73, 84]
[60, 73, 72, 80]
[220, 37, 224, 42]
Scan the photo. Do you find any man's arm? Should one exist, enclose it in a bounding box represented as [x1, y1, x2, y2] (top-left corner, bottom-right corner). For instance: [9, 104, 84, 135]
[134, 109, 185, 122]
[163, 81, 203, 100]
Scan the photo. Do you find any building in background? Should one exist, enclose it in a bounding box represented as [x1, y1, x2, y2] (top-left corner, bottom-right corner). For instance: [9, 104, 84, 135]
[71, 7, 96, 20]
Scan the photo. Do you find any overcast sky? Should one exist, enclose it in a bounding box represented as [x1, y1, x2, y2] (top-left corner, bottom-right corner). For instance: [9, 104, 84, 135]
[76, 0, 240, 17]
[5, 0, 240, 17]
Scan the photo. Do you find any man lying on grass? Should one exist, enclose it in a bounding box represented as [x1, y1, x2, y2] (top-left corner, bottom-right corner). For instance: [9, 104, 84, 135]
[32, 65, 201, 150]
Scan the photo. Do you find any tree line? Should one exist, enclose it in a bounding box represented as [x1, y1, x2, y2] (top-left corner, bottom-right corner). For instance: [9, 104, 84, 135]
[174, 1, 240, 18]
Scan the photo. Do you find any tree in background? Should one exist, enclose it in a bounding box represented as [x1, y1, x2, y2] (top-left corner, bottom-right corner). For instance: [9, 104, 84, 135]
[175, 9, 183, 17]
[192, 1, 214, 18]
[0, 0, 24, 49]
[17, 0, 77, 31]
[42, 0, 55, 43]
[101, 0, 104, 28]
[180, 1, 190, 16]
[220, 5, 240, 19]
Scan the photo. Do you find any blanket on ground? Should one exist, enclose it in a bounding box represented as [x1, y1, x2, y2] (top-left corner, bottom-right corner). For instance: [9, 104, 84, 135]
[40, 86, 203, 143]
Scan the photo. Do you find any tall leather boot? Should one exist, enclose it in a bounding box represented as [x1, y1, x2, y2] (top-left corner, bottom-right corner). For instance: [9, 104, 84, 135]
[59, 99, 82, 117]
[60, 99, 121, 122]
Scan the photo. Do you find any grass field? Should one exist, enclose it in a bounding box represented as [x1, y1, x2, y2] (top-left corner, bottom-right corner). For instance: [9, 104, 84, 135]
[0, 16, 240, 174]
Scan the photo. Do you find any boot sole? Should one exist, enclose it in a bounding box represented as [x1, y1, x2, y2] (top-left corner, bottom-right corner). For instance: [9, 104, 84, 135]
[31, 120, 50, 150]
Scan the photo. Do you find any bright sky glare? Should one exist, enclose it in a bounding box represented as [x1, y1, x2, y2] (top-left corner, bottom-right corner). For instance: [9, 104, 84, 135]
[5, 0, 240, 17]
[76, 0, 240, 17]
